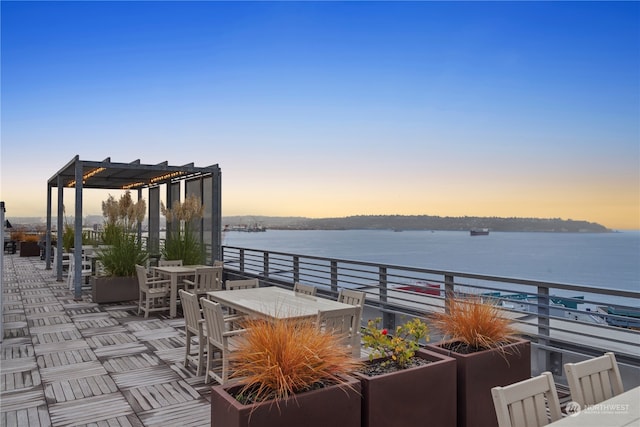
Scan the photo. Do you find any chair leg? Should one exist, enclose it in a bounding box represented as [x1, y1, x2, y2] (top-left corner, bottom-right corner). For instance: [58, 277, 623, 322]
[196, 333, 205, 377]
[184, 329, 192, 368]
[144, 293, 150, 318]
[204, 342, 212, 384]
[137, 291, 143, 315]
[221, 349, 228, 385]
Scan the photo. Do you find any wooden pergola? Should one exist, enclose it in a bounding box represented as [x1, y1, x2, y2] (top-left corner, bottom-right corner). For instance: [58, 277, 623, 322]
[46, 155, 222, 299]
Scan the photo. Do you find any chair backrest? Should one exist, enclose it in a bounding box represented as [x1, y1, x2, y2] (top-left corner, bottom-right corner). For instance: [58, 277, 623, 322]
[67, 253, 91, 271]
[192, 267, 222, 292]
[491, 371, 562, 427]
[200, 297, 227, 348]
[158, 259, 183, 267]
[293, 282, 317, 296]
[317, 306, 359, 347]
[338, 289, 366, 331]
[135, 264, 150, 291]
[226, 278, 259, 290]
[338, 289, 366, 308]
[564, 352, 624, 407]
[213, 260, 224, 267]
[179, 289, 203, 334]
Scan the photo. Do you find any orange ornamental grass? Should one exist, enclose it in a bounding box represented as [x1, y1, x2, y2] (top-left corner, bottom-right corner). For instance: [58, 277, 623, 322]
[430, 296, 518, 352]
[229, 317, 362, 406]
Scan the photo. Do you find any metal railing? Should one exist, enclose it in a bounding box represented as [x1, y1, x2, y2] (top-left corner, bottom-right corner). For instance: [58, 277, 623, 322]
[221, 245, 640, 385]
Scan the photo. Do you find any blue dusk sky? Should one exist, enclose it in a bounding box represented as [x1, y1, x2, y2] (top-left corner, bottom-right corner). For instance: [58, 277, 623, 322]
[1, 1, 638, 229]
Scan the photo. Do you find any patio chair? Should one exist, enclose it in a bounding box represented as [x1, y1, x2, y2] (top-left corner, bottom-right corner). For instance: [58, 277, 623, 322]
[183, 266, 222, 297]
[226, 278, 259, 290]
[155, 259, 185, 280]
[179, 289, 207, 376]
[293, 282, 317, 296]
[200, 297, 247, 385]
[317, 306, 359, 355]
[223, 279, 260, 315]
[135, 265, 171, 318]
[564, 352, 624, 407]
[158, 259, 183, 267]
[55, 250, 71, 276]
[67, 254, 92, 290]
[491, 371, 562, 427]
[338, 289, 366, 356]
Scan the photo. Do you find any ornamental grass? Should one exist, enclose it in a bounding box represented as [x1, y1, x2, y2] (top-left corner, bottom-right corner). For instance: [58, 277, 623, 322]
[229, 317, 363, 406]
[429, 296, 518, 353]
[161, 194, 205, 265]
[97, 191, 147, 277]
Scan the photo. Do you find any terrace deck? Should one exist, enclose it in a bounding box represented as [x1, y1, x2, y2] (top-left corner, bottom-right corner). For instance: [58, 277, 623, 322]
[2, 255, 573, 426]
[1, 256, 211, 427]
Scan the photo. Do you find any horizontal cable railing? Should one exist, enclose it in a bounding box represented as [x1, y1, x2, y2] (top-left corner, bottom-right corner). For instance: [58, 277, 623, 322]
[221, 245, 640, 371]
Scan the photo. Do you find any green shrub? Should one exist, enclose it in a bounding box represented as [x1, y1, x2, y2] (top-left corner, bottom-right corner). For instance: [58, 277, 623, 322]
[98, 226, 147, 277]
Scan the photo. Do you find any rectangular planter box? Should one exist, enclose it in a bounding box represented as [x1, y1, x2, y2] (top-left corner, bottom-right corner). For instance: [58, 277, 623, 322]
[19, 241, 40, 257]
[91, 276, 139, 303]
[352, 348, 456, 427]
[210, 375, 361, 427]
[426, 338, 530, 427]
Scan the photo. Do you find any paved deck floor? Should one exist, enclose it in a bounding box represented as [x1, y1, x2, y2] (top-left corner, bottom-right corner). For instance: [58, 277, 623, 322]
[1, 255, 212, 427]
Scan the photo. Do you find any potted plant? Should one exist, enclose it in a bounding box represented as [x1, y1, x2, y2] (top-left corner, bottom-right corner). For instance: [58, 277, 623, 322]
[92, 191, 148, 303]
[19, 233, 41, 257]
[352, 317, 456, 427]
[426, 296, 531, 427]
[210, 317, 363, 427]
[161, 194, 205, 265]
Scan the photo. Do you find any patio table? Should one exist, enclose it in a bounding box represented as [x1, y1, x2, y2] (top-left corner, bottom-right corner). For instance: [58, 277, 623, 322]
[154, 264, 209, 318]
[206, 286, 354, 321]
[547, 386, 639, 427]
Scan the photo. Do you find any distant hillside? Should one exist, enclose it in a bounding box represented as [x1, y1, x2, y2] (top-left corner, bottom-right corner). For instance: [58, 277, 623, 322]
[223, 215, 611, 233]
[7, 214, 610, 233]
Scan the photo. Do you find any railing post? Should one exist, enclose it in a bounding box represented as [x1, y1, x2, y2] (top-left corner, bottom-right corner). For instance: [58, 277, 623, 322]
[380, 266, 394, 331]
[293, 256, 300, 284]
[263, 252, 270, 279]
[239, 248, 245, 272]
[538, 286, 551, 372]
[444, 274, 455, 313]
[330, 261, 338, 295]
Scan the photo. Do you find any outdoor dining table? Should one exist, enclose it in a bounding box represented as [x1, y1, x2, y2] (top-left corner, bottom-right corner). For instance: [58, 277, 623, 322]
[546, 386, 640, 427]
[206, 286, 354, 321]
[154, 264, 209, 318]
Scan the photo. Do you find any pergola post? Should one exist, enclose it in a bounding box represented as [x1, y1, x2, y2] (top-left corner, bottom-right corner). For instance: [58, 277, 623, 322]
[212, 166, 222, 262]
[46, 184, 52, 270]
[73, 159, 83, 299]
[56, 176, 64, 281]
[0, 201, 5, 343]
[148, 186, 160, 256]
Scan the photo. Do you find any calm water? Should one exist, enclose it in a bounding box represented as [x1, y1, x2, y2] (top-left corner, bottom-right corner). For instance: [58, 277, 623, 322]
[223, 229, 640, 294]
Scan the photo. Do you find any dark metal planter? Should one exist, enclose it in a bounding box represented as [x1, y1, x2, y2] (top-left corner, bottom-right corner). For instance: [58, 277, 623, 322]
[352, 348, 457, 427]
[91, 276, 139, 303]
[210, 375, 361, 427]
[426, 338, 531, 427]
[19, 241, 40, 257]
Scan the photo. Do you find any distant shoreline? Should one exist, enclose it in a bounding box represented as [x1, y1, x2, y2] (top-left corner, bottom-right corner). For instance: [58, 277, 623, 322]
[6, 214, 615, 234]
[222, 214, 612, 233]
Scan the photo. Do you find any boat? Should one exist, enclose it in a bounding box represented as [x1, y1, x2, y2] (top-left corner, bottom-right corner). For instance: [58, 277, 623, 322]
[470, 228, 489, 236]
